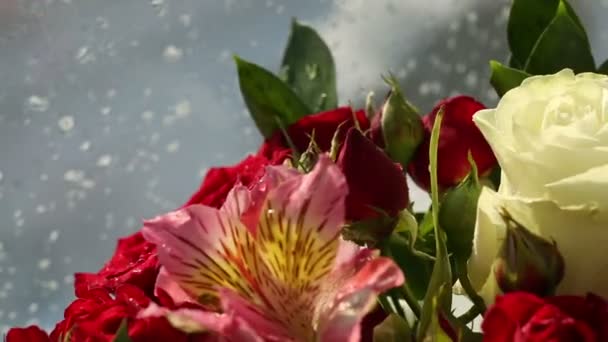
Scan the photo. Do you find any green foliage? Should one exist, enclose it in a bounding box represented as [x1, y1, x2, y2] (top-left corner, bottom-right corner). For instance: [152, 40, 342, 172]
[281, 19, 338, 112]
[508, 0, 585, 68]
[373, 314, 412, 342]
[417, 108, 453, 340]
[440, 154, 482, 262]
[235, 56, 311, 138]
[489, 61, 531, 96]
[524, 1, 595, 74]
[112, 320, 133, 342]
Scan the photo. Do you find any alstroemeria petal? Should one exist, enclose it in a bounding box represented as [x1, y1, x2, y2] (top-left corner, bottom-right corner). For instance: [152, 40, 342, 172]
[220, 288, 294, 341]
[142, 205, 256, 308]
[318, 288, 377, 342]
[154, 268, 197, 307]
[236, 165, 300, 236]
[249, 156, 347, 336]
[257, 155, 347, 282]
[139, 303, 265, 342]
[316, 257, 405, 342]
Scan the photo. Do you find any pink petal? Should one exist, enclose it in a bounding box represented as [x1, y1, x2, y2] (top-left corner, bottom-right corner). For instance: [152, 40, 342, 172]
[317, 288, 378, 342]
[142, 205, 256, 309]
[240, 156, 348, 336]
[238, 165, 300, 236]
[333, 240, 371, 272]
[317, 257, 405, 342]
[138, 303, 228, 333]
[268, 155, 347, 241]
[220, 288, 294, 341]
[154, 267, 198, 306]
[138, 303, 265, 342]
[256, 155, 347, 283]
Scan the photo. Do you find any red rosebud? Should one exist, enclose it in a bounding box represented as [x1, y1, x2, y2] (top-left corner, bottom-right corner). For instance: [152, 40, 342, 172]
[482, 292, 608, 342]
[74, 231, 159, 298]
[258, 106, 370, 161]
[408, 96, 496, 191]
[337, 128, 408, 221]
[6, 326, 50, 342]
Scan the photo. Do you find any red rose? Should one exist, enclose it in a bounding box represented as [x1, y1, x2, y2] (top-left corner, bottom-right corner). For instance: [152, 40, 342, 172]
[50, 285, 206, 342]
[185, 154, 274, 209]
[74, 232, 158, 298]
[6, 326, 50, 342]
[258, 106, 370, 161]
[337, 128, 408, 221]
[482, 292, 608, 342]
[408, 96, 496, 191]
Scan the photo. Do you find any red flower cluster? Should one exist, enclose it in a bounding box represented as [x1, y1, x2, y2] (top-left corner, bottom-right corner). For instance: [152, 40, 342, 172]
[483, 292, 608, 342]
[7, 97, 500, 341]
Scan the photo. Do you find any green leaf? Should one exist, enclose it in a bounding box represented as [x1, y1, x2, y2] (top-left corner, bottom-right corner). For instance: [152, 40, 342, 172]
[112, 320, 133, 342]
[524, 1, 595, 75]
[383, 232, 433, 300]
[598, 59, 608, 75]
[343, 214, 396, 248]
[235, 56, 311, 138]
[488, 165, 501, 189]
[508, 0, 585, 67]
[507, 54, 523, 69]
[489, 61, 531, 97]
[280, 19, 337, 112]
[418, 287, 454, 342]
[417, 108, 452, 341]
[373, 314, 412, 342]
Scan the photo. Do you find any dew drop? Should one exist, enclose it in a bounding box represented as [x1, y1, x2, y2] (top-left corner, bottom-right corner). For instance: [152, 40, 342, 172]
[37, 259, 51, 270]
[80, 141, 91, 151]
[96, 154, 112, 167]
[305, 64, 318, 80]
[28, 303, 39, 314]
[27, 96, 50, 112]
[57, 116, 75, 132]
[163, 45, 183, 63]
[166, 141, 180, 153]
[48, 230, 59, 242]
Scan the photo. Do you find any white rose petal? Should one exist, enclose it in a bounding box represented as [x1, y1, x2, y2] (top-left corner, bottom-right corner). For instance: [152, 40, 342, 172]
[469, 69, 608, 303]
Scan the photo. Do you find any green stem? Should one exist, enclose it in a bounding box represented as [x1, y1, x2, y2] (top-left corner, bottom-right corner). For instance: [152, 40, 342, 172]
[387, 289, 408, 319]
[456, 260, 487, 314]
[458, 305, 482, 325]
[402, 284, 422, 319]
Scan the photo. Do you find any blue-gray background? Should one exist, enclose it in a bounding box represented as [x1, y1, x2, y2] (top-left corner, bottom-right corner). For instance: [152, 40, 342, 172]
[0, 0, 606, 331]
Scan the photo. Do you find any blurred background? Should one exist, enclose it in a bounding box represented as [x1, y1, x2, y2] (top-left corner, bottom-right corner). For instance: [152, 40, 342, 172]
[0, 0, 607, 331]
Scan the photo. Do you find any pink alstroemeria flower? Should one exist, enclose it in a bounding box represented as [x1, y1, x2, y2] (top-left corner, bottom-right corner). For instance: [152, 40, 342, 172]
[141, 156, 405, 341]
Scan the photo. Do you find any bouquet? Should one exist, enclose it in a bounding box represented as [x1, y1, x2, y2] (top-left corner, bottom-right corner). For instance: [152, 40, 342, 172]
[7, 1, 608, 341]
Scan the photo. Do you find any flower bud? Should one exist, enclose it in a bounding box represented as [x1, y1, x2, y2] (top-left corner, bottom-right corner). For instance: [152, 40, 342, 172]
[297, 135, 321, 172]
[370, 78, 424, 167]
[407, 96, 497, 192]
[439, 156, 482, 260]
[337, 128, 408, 222]
[493, 211, 565, 296]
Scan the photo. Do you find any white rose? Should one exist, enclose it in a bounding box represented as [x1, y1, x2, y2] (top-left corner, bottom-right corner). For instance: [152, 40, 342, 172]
[469, 69, 608, 303]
